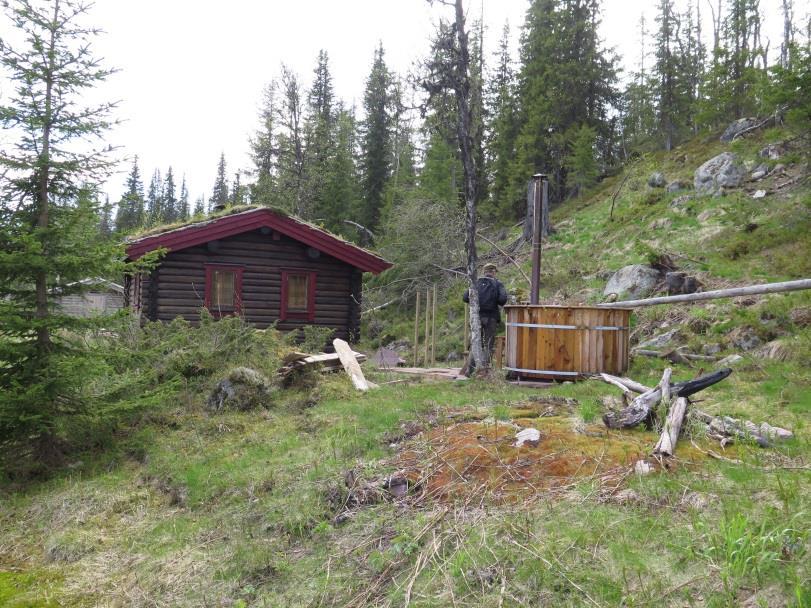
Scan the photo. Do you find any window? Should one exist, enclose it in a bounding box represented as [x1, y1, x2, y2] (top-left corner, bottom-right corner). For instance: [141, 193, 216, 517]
[281, 270, 316, 321]
[205, 264, 243, 315]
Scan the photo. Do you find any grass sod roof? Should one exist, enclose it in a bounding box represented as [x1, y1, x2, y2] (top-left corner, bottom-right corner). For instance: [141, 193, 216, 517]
[124, 204, 391, 273]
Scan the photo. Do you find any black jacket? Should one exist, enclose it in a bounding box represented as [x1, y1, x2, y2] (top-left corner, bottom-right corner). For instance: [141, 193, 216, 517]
[463, 276, 508, 321]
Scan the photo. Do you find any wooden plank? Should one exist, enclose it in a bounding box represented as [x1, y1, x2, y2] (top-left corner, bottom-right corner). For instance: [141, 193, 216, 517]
[333, 338, 375, 391]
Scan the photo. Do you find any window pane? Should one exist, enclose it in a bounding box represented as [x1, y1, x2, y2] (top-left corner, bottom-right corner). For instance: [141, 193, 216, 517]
[287, 274, 308, 310]
[213, 270, 235, 308]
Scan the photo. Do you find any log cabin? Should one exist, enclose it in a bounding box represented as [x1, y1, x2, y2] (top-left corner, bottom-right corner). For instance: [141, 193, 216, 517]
[124, 206, 392, 343]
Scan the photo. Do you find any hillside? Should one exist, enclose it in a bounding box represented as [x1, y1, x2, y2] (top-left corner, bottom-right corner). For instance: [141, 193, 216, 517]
[2, 128, 810, 607]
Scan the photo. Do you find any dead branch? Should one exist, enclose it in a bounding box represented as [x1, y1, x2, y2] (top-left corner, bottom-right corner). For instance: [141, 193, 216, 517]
[477, 231, 531, 286]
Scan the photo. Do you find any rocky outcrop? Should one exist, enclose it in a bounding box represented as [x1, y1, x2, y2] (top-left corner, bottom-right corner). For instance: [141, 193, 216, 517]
[666, 180, 688, 193]
[694, 152, 745, 194]
[720, 117, 759, 142]
[603, 264, 660, 299]
[207, 367, 275, 412]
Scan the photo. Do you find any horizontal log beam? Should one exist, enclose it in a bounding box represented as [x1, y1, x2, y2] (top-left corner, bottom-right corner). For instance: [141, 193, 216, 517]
[598, 279, 811, 309]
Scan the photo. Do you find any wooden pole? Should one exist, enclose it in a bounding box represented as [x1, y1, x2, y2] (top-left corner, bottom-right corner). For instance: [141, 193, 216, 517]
[414, 291, 420, 366]
[431, 284, 437, 366]
[598, 278, 811, 309]
[424, 290, 430, 367]
[529, 174, 544, 304]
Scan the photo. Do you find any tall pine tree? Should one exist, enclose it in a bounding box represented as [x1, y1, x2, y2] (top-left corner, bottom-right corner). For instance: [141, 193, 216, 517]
[358, 43, 394, 232]
[209, 153, 229, 211]
[115, 157, 145, 232]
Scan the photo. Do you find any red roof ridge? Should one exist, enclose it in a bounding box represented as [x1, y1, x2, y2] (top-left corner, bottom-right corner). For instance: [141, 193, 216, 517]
[125, 206, 392, 275]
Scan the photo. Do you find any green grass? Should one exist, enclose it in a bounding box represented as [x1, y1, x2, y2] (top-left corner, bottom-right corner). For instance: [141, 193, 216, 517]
[2, 127, 810, 606]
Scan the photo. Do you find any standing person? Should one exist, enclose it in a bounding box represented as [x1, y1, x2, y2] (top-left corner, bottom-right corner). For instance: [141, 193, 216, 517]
[462, 263, 508, 375]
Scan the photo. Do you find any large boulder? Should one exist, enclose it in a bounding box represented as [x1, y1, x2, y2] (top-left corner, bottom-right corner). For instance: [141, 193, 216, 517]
[603, 264, 661, 300]
[694, 152, 745, 194]
[720, 117, 759, 142]
[207, 367, 275, 412]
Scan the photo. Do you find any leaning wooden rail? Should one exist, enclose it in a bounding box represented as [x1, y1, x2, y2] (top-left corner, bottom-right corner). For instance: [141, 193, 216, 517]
[597, 278, 811, 309]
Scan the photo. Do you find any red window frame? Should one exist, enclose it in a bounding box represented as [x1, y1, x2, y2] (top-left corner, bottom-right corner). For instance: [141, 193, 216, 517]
[204, 264, 244, 316]
[280, 269, 316, 322]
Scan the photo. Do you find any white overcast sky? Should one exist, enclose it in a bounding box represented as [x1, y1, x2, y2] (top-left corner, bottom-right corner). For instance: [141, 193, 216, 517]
[4, 0, 803, 204]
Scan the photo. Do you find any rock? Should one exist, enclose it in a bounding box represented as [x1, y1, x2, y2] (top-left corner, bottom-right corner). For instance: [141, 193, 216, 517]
[751, 163, 768, 180]
[634, 460, 653, 475]
[759, 422, 793, 441]
[648, 172, 666, 188]
[759, 143, 786, 160]
[771, 163, 786, 175]
[665, 271, 700, 295]
[669, 194, 692, 211]
[730, 328, 762, 351]
[514, 427, 541, 448]
[752, 190, 767, 199]
[638, 328, 680, 349]
[603, 264, 661, 299]
[702, 343, 721, 355]
[720, 117, 759, 142]
[666, 180, 688, 193]
[694, 152, 745, 194]
[207, 367, 274, 412]
[718, 354, 744, 366]
[648, 217, 672, 230]
[790, 307, 811, 327]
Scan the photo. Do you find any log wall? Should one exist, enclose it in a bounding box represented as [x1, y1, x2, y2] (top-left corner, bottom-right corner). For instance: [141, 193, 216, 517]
[138, 229, 361, 341]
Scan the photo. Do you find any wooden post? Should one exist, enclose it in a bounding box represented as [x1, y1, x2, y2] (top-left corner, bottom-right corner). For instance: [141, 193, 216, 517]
[431, 284, 437, 366]
[414, 291, 420, 366]
[530, 174, 544, 304]
[424, 290, 430, 367]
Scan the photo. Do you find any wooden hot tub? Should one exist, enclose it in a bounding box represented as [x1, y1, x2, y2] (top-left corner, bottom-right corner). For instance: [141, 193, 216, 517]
[504, 305, 632, 380]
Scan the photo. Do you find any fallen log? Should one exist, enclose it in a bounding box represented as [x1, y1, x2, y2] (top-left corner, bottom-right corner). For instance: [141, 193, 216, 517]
[603, 369, 731, 429]
[598, 278, 811, 309]
[690, 409, 793, 448]
[597, 373, 652, 394]
[653, 397, 689, 456]
[603, 369, 668, 429]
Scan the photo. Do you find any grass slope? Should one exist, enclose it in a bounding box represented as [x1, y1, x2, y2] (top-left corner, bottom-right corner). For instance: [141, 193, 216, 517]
[2, 128, 810, 607]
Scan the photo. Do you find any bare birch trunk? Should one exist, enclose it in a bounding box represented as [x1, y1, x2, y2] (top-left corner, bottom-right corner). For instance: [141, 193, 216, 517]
[453, 0, 485, 371]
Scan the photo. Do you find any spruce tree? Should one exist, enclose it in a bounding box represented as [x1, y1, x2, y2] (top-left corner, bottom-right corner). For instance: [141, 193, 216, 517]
[276, 65, 306, 215]
[302, 50, 337, 221]
[209, 153, 229, 211]
[163, 167, 177, 223]
[193, 194, 206, 217]
[564, 124, 599, 195]
[358, 43, 394, 232]
[484, 22, 519, 219]
[512, 0, 619, 204]
[0, 0, 126, 460]
[145, 168, 163, 225]
[178, 176, 190, 220]
[250, 82, 278, 205]
[318, 106, 361, 233]
[115, 157, 145, 232]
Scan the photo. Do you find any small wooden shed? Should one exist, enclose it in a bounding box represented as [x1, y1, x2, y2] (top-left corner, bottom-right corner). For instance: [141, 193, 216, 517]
[124, 206, 392, 343]
[58, 278, 125, 317]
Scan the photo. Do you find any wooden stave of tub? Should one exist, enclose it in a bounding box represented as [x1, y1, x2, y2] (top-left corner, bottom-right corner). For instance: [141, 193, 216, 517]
[504, 305, 632, 380]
